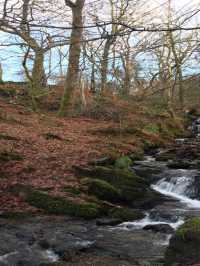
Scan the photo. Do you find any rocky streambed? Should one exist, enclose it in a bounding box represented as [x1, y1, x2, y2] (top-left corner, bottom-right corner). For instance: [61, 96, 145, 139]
[2, 138, 200, 265]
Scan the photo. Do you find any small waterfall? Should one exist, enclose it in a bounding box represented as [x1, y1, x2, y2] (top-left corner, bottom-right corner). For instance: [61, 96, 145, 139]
[152, 171, 200, 208]
[116, 167, 200, 235]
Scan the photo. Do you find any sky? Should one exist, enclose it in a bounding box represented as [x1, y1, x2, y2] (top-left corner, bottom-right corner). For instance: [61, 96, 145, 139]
[0, 0, 199, 82]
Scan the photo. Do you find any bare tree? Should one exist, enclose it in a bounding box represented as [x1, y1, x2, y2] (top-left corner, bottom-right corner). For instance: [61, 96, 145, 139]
[58, 0, 85, 116]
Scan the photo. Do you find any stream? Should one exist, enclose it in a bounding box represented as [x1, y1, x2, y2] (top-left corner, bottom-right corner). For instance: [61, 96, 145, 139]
[1, 139, 200, 265]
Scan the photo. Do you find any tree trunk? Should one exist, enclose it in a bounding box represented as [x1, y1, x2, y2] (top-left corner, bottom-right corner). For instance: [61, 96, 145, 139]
[123, 53, 131, 96]
[0, 63, 3, 83]
[31, 49, 46, 93]
[90, 61, 96, 93]
[58, 0, 85, 116]
[80, 77, 87, 109]
[100, 38, 113, 93]
[176, 65, 184, 109]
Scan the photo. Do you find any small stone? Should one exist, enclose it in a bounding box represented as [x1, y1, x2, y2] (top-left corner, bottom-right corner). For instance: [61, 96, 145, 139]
[143, 224, 174, 234]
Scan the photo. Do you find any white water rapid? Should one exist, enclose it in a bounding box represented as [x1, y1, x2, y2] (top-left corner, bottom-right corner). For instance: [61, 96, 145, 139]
[152, 171, 200, 209]
[117, 157, 200, 241]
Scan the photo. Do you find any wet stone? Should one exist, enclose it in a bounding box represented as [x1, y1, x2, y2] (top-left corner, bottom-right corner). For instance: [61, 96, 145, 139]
[143, 224, 174, 234]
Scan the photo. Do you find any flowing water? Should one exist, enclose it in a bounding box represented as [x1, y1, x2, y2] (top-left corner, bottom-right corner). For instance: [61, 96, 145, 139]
[1, 139, 200, 265]
[117, 152, 200, 242]
[152, 174, 200, 209]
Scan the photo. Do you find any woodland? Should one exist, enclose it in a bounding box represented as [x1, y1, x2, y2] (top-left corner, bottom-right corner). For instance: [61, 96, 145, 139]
[0, 0, 200, 266]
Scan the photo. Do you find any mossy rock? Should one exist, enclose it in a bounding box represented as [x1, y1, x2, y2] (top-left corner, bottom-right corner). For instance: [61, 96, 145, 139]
[63, 187, 82, 196]
[83, 178, 121, 202]
[109, 207, 145, 222]
[165, 218, 200, 266]
[89, 156, 116, 166]
[155, 151, 176, 162]
[142, 140, 161, 153]
[26, 190, 100, 219]
[176, 217, 200, 240]
[114, 156, 132, 169]
[0, 151, 23, 162]
[10, 185, 100, 219]
[129, 150, 144, 161]
[75, 166, 152, 206]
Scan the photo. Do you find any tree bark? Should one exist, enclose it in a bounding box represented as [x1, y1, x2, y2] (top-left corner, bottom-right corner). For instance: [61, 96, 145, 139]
[31, 49, 46, 93]
[100, 38, 113, 93]
[90, 60, 96, 93]
[0, 63, 3, 83]
[122, 52, 131, 96]
[58, 0, 85, 116]
[177, 64, 184, 109]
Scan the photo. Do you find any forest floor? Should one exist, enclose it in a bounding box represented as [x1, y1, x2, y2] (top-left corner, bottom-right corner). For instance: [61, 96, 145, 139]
[0, 94, 183, 214]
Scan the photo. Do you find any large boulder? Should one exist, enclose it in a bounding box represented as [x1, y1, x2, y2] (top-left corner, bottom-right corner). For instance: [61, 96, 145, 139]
[108, 207, 145, 222]
[9, 185, 101, 220]
[133, 164, 165, 183]
[75, 166, 165, 208]
[165, 218, 200, 266]
[82, 178, 122, 203]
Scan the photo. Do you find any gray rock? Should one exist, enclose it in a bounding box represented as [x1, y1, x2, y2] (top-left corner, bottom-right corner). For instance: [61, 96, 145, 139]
[143, 224, 174, 234]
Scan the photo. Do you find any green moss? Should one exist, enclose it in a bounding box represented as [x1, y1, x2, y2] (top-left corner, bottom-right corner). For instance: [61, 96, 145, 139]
[76, 166, 149, 203]
[165, 218, 200, 266]
[84, 178, 121, 202]
[109, 207, 144, 221]
[63, 187, 81, 195]
[26, 189, 100, 219]
[0, 151, 23, 162]
[176, 218, 200, 240]
[114, 156, 132, 169]
[129, 150, 144, 161]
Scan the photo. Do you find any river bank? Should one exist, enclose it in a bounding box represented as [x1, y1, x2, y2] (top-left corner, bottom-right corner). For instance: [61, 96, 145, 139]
[2, 139, 200, 266]
[0, 96, 185, 216]
[1, 97, 199, 265]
